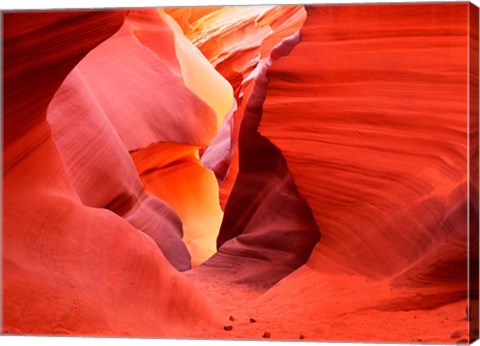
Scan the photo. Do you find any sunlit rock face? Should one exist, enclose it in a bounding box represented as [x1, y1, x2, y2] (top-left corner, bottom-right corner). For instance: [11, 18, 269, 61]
[3, 11, 219, 337]
[261, 3, 471, 281]
[192, 31, 320, 287]
[2, 3, 478, 343]
[168, 6, 305, 92]
[166, 5, 319, 286]
[253, 3, 478, 342]
[131, 142, 224, 266]
[46, 9, 231, 267]
[168, 6, 307, 209]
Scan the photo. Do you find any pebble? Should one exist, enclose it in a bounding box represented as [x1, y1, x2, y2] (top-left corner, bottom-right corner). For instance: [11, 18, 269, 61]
[229, 316, 235, 322]
[451, 331, 462, 339]
[224, 325, 233, 331]
[249, 317, 256, 323]
[262, 332, 271, 338]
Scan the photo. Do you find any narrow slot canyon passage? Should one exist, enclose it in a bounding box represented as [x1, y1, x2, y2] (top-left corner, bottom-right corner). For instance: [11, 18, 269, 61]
[2, 3, 478, 343]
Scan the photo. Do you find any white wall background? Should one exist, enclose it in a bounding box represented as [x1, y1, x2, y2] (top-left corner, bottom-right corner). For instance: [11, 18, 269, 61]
[1, 0, 480, 9]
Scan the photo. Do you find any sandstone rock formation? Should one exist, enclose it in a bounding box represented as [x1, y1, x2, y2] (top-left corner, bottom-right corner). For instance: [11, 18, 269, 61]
[2, 3, 478, 343]
[3, 10, 219, 336]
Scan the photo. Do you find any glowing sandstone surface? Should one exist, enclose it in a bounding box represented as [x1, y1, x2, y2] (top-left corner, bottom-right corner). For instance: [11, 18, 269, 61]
[2, 3, 479, 343]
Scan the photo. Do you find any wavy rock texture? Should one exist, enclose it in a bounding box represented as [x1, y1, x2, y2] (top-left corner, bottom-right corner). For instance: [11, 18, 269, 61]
[167, 6, 319, 286]
[47, 66, 192, 271]
[3, 3, 478, 344]
[131, 142, 224, 266]
[169, 6, 302, 91]
[469, 5, 480, 341]
[168, 6, 307, 206]
[47, 9, 233, 266]
[250, 3, 476, 342]
[261, 3, 471, 281]
[192, 33, 320, 287]
[3, 11, 220, 336]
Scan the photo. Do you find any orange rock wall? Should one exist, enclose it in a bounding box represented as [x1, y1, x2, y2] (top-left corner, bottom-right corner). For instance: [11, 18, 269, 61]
[2, 4, 478, 343]
[3, 11, 219, 336]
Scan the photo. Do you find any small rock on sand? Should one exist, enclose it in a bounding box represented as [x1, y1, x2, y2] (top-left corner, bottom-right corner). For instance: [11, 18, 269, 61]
[224, 325, 233, 331]
[249, 317, 256, 323]
[451, 330, 462, 339]
[262, 332, 271, 338]
[229, 316, 235, 322]
[299, 335, 305, 339]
